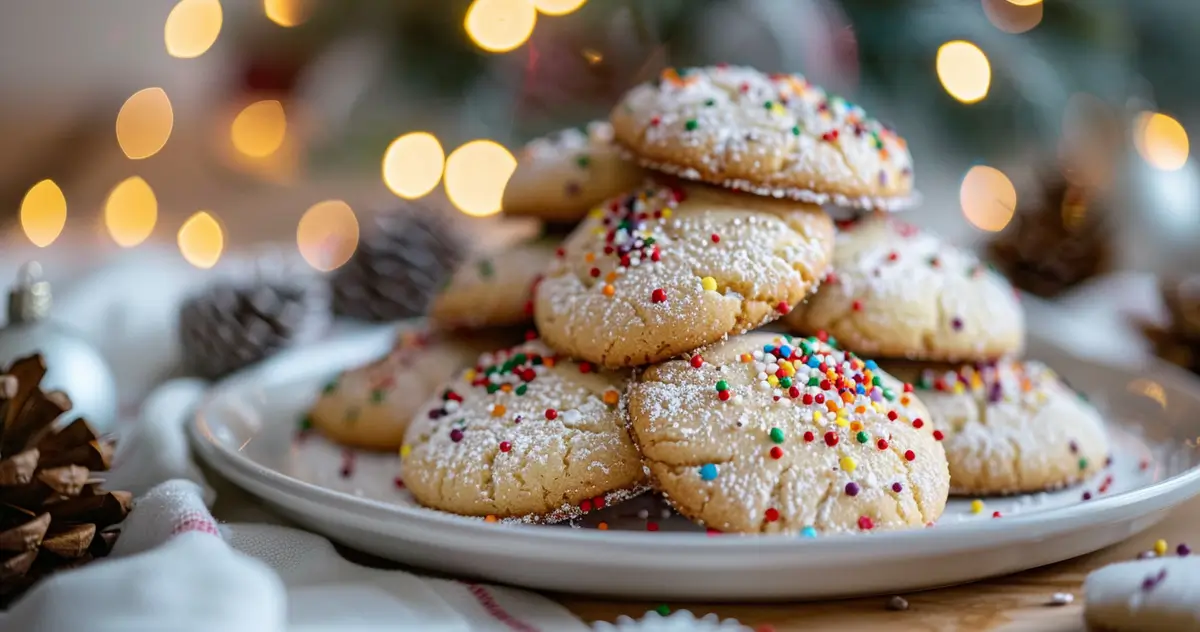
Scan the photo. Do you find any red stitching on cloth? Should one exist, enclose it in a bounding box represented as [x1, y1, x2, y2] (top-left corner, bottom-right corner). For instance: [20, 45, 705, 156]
[171, 512, 219, 536]
[464, 583, 540, 632]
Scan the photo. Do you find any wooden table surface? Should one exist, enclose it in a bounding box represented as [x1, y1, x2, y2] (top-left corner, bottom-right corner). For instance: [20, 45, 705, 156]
[555, 495, 1200, 632]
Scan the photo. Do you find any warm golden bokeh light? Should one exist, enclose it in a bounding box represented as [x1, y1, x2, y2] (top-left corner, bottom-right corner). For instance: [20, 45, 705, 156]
[1135, 112, 1190, 171]
[297, 200, 360, 272]
[263, 0, 310, 27]
[960, 166, 1017, 232]
[104, 177, 158, 248]
[533, 0, 587, 16]
[165, 0, 223, 59]
[116, 88, 174, 160]
[936, 40, 991, 104]
[982, 0, 1042, 34]
[383, 132, 445, 199]
[20, 180, 67, 248]
[231, 100, 287, 158]
[444, 140, 517, 217]
[1006, 0, 1042, 5]
[465, 0, 537, 53]
[178, 211, 225, 269]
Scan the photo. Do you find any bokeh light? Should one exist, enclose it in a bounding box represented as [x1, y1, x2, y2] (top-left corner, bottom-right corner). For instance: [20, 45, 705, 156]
[383, 132, 445, 199]
[1135, 112, 1190, 171]
[264, 0, 310, 27]
[1006, 0, 1042, 5]
[960, 165, 1017, 232]
[465, 0, 537, 53]
[20, 180, 67, 248]
[444, 140, 517, 217]
[297, 200, 360, 272]
[165, 0, 223, 59]
[116, 88, 174, 160]
[533, 0, 586, 16]
[982, 0, 1042, 34]
[178, 211, 225, 269]
[936, 41, 991, 104]
[104, 177, 158, 248]
[231, 100, 287, 158]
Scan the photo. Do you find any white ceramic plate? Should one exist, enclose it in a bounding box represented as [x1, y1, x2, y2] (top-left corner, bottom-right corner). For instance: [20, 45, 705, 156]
[190, 325, 1200, 600]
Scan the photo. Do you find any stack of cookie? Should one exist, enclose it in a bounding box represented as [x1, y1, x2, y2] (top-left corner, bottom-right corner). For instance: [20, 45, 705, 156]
[784, 208, 1110, 497]
[400, 66, 957, 535]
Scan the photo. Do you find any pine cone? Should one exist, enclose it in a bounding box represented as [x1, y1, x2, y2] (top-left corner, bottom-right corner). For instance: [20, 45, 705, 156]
[987, 175, 1113, 298]
[0, 354, 129, 605]
[179, 270, 330, 380]
[331, 205, 466, 322]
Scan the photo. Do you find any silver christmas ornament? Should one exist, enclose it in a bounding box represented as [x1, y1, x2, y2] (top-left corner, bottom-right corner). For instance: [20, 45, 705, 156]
[0, 262, 118, 433]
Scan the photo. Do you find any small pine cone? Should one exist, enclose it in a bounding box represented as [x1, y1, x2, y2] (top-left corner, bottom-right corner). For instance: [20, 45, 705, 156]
[332, 205, 466, 322]
[179, 267, 330, 380]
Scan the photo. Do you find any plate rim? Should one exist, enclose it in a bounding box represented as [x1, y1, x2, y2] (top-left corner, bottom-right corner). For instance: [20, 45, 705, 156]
[189, 326, 1200, 558]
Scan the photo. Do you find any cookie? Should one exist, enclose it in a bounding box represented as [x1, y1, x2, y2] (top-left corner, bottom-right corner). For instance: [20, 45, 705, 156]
[534, 180, 834, 368]
[400, 339, 646, 522]
[627, 332, 949, 534]
[885, 359, 1110, 495]
[787, 215, 1024, 362]
[1085, 556, 1200, 632]
[611, 65, 915, 211]
[429, 238, 558, 330]
[501, 122, 646, 224]
[308, 329, 511, 450]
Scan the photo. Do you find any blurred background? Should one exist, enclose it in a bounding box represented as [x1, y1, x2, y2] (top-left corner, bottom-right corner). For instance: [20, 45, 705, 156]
[1, 0, 1199, 397]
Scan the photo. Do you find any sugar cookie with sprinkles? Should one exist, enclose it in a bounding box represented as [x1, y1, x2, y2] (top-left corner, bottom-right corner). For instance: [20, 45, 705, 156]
[430, 238, 558, 330]
[307, 328, 512, 451]
[611, 65, 915, 210]
[502, 122, 646, 224]
[885, 359, 1110, 495]
[627, 332, 949, 535]
[787, 215, 1024, 362]
[534, 180, 834, 368]
[400, 339, 646, 522]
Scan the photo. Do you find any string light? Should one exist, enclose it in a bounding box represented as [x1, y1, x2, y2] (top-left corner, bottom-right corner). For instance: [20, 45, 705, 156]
[533, 0, 586, 15]
[936, 40, 991, 104]
[465, 0, 537, 53]
[116, 88, 174, 160]
[1135, 112, 1190, 171]
[178, 211, 225, 269]
[165, 0, 223, 59]
[383, 132, 445, 199]
[20, 180, 67, 248]
[263, 0, 310, 27]
[104, 177, 158, 248]
[960, 165, 1016, 232]
[231, 100, 287, 158]
[444, 140, 516, 217]
[297, 200, 359, 272]
[982, 0, 1042, 34]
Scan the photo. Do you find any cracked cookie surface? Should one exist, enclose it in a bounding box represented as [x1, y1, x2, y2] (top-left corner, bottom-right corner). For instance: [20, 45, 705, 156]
[611, 65, 915, 211]
[309, 328, 513, 451]
[502, 122, 645, 224]
[628, 332, 949, 535]
[401, 339, 646, 522]
[886, 359, 1110, 495]
[534, 180, 833, 369]
[787, 215, 1024, 362]
[430, 238, 558, 330]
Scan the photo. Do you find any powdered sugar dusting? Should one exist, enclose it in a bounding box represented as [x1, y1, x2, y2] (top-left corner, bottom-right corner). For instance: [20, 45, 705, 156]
[611, 65, 914, 209]
[400, 339, 645, 521]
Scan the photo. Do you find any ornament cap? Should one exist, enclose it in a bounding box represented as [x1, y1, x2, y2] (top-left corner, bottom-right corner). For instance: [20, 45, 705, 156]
[7, 262, 52, 324]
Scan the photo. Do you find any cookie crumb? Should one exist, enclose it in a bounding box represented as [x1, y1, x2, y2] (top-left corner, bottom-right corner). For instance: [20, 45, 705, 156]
[886, 596, 909, 611]
[1047, 592, 1074, 606]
